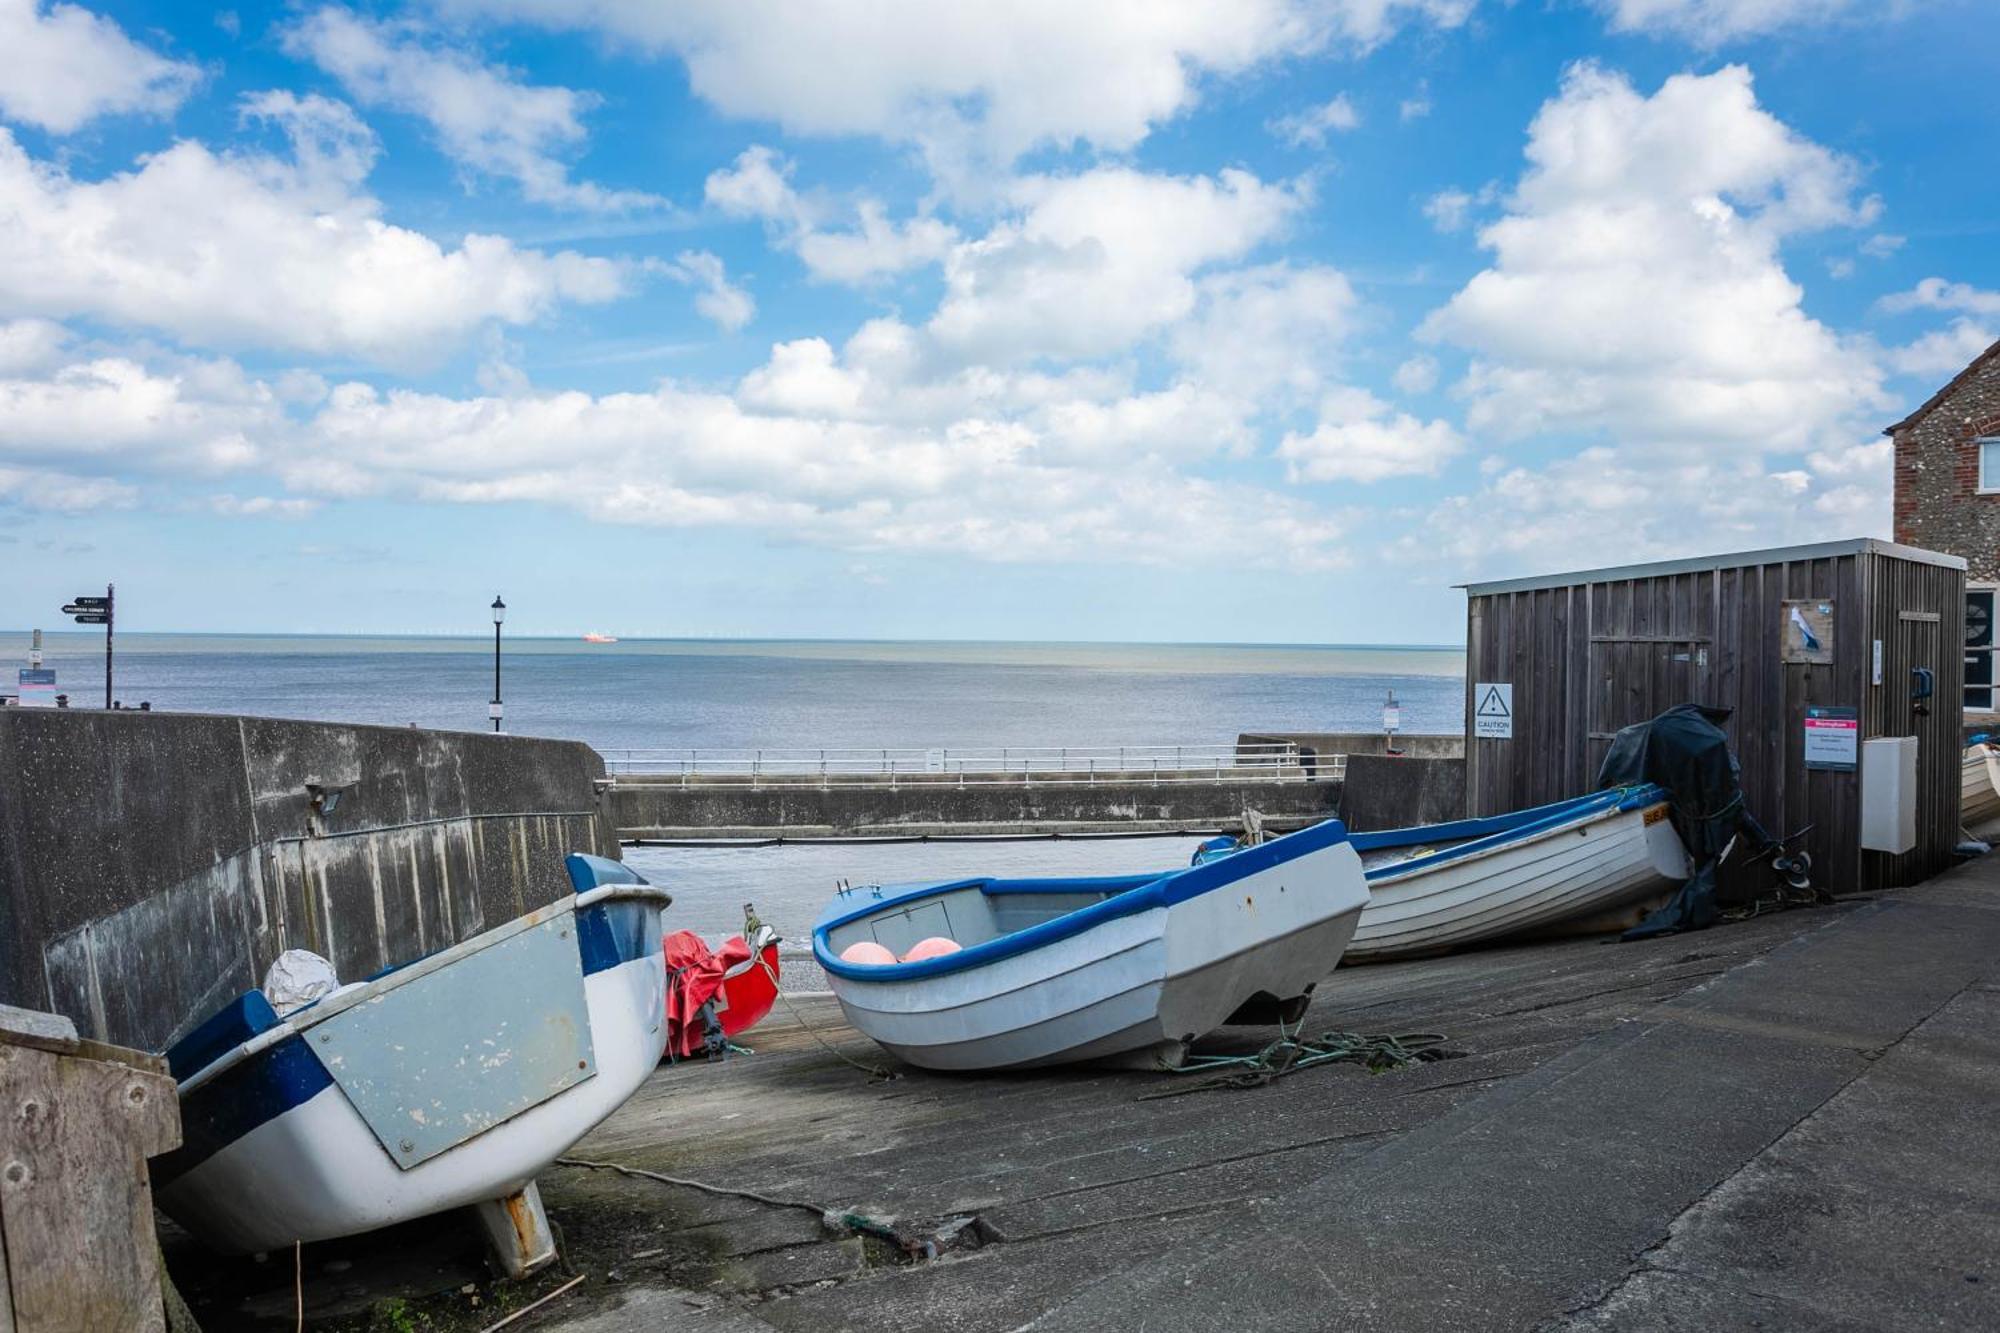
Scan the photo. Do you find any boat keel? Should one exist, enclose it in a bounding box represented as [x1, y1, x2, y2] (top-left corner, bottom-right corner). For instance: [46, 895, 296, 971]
[472, 1181, 559, 1279]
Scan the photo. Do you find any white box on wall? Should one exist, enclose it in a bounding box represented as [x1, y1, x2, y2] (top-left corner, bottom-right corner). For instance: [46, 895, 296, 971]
[1861, 736, 1918, 853]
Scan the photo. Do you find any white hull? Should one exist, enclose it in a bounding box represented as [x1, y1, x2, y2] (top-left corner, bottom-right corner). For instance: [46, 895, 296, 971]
[1347, 800, 1690, 962]
[1964, 744, 2000, 835]
[826, 839, 1369, 1071]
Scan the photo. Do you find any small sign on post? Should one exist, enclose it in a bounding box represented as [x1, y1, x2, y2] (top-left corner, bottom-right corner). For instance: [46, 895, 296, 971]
[1804, 705, 1859, 771]
[1473, 683, 1513, 740]
[17, 668, 55, 707]
[61, 585, 113, 709]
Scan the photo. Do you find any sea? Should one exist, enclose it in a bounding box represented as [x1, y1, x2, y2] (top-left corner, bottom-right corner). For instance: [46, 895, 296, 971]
[1, 632, 1465, 951]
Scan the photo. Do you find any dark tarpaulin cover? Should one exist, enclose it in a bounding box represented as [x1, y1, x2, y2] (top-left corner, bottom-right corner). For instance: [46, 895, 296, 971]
[1596, 703, 1776, 940]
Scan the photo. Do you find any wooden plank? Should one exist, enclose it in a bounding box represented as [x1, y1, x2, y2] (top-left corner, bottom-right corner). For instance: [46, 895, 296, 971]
[0, 1044, 177, 1333]
[0, 1008, 77, 1057]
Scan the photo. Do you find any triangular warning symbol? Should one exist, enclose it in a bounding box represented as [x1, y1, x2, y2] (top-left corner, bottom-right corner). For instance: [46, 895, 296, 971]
[1476, 687, 1510, 718]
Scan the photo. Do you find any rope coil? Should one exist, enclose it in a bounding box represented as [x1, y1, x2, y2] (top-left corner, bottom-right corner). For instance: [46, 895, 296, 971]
[1140, 1019, 1452, 1099]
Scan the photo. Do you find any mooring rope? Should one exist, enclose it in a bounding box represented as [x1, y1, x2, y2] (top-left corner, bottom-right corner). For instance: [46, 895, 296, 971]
[1138, 1018, 1451, 1099]
[756, 953, 898, 1080]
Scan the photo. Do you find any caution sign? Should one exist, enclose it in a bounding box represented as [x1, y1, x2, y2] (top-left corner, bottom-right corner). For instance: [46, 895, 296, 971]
[1473, 683, 1513, 740]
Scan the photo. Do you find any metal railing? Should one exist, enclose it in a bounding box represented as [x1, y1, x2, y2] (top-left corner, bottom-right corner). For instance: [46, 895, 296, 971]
[600, 741, 1338, 789]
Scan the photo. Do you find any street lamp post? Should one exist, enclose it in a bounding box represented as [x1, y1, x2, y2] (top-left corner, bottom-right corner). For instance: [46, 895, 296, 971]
[490, 595, 506, 733]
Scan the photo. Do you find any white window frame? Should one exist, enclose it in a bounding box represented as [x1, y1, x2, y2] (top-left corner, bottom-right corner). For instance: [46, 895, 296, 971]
[1968, 583, 1998, 715]
[1979, 437, 2000, 493]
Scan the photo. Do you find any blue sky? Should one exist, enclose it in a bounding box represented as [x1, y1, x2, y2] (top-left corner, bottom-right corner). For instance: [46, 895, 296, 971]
[0, 0, 1994, 642]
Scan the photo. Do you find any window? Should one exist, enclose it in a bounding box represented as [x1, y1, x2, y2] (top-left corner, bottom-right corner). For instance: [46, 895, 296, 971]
[1981, 438, 2000, 493]
[1968, 586, 1996, 711]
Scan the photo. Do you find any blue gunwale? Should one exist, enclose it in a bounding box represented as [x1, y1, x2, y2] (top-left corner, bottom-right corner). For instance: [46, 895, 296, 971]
[812, 816, 1354, 984]
[1350, 785, 1667, 882]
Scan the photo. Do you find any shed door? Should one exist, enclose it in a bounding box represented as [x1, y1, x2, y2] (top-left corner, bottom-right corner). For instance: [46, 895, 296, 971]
[1590, 638, 1710, 741]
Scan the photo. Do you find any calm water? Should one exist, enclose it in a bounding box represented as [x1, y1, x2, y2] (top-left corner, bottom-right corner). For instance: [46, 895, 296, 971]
[5, 631, 1463, 962]
[0, 632, 1465, 751]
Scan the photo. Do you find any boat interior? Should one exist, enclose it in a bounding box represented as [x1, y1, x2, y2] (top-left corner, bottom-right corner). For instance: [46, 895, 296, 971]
[820, 872, 1163, 961]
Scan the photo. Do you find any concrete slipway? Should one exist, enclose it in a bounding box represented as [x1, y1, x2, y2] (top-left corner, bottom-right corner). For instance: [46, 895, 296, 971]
[174, 857, 2000, 1332]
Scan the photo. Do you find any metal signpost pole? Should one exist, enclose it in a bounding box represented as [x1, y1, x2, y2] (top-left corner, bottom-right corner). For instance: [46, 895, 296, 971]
[59, 586, 114, 708]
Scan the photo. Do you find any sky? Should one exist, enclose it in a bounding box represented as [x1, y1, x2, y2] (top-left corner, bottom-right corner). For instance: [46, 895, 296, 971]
[0, 0, 1995, 643]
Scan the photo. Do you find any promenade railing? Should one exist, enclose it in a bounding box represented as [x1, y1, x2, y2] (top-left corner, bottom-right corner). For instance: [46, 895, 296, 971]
[599, 741, 1337, 788]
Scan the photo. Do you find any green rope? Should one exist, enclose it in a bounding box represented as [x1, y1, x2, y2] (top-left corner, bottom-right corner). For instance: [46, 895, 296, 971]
[1139, 1018, 1451, 1099]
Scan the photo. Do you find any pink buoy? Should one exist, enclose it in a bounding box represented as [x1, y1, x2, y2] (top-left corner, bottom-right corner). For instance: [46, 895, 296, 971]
[839, 940, 898, 966]
[900, 936, 962, 962]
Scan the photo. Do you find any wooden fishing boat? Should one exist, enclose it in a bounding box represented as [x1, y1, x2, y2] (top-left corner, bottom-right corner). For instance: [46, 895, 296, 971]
[1193, 786, 1690, 960]
[1963, 739, 2000, 835]
[1343, 786, 1689, 960]
[812, 817, 1370, 1072]
[154, 854, 669, 1276]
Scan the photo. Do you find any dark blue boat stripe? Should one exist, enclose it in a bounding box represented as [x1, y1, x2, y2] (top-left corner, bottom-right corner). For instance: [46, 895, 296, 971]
[812, 816, 1358, 982]
[576, 899, 660, 975]
[153, 1034, 335, 1188]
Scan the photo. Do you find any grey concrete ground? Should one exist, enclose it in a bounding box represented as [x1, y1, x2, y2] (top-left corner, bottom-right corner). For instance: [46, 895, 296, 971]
[171, 855, 2000, 1331]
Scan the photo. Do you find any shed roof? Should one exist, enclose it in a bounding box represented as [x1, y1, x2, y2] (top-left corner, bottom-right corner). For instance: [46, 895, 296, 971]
[1882, 334, 2000, 436]
[1458, 537, 1964, 598]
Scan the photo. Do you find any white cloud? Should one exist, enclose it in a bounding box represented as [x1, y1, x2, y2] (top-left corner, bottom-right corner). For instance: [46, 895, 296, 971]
[1393, 354, 1439, 394]
[1881, 277, 2000, 318]
[0, 104, 626, 366]
[1400, 80, 1433, 122]
[705, 145, 955, 284]
[929, 166, 1308, 362]
[1424, 188, 1474, 233]
[1277, 388, 1462, 482]
[1592, 0, 1861, 42]
[1423, 64, 1885, 455]
[284, 5, 660, 212]
[1411, 63, 1892, 571]
[661, 250, 754, 332]
[1270, 93, 1360, 147]
[291, 375, 1345, 568]
[1884, 318, 1996, 378]
[210, 493, 321, 517]
[0, 0, 200, 133]
[1169, 263, 1359, 402]
[1860, 233, 1904, 258]
[796, 204, 958, 285]
[446, 1, 1471, 181]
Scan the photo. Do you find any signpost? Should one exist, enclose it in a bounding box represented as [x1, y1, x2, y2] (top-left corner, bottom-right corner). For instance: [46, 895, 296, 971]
[61, 584, 113, 709]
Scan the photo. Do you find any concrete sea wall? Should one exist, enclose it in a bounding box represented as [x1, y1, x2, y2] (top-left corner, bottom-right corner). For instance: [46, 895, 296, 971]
[0, 710, 616, 1052]
[611, 773, 1344, 840]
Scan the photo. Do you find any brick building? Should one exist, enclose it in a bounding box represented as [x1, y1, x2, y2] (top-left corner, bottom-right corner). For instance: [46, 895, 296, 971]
[1889, 337, 2000, 713]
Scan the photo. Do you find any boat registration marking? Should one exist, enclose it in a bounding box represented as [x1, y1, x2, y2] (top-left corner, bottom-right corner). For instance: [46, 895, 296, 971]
[1643, 805, 1670, 826]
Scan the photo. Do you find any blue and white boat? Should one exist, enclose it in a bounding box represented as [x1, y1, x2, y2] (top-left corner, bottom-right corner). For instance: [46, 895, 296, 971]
[1198, 786, 1690, 962]
[153, 854, 668, 1276]
[813, 817, 1370, 1072]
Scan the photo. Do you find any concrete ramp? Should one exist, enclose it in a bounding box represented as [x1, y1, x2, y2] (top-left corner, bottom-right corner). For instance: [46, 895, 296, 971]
[1031, 879, 2000, 1331]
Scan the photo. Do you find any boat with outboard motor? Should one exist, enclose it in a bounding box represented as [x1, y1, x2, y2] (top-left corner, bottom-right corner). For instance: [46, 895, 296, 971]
[153, 853, 668, 1276]
[1195, 785, 1691, 962]
[813, 816, 1371, 1072]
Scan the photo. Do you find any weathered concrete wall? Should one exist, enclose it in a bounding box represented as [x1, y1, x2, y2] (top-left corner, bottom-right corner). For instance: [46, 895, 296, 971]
[1337, 755, 1467, 832]
[1238, 731, 1465, 778]
[0, 710, 615, 1052]
[611, 775, 1341, 839]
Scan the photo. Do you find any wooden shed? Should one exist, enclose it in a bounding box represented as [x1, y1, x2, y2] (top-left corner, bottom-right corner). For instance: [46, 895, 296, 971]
[1460, 538, 1965, 895]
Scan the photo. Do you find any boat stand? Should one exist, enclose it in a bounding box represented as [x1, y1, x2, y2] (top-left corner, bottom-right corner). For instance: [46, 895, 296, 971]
[471, 1181, 559, 1278]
